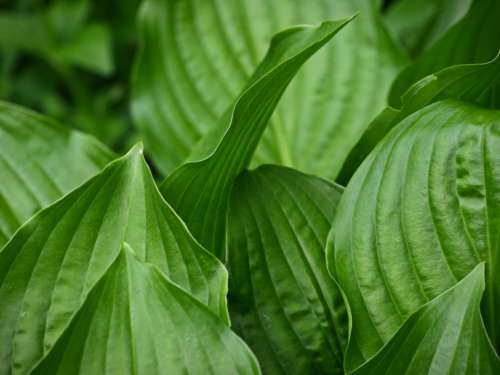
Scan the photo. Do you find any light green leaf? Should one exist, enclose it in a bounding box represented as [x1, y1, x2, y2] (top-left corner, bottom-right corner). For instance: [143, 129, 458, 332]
[0, 145, 228, 375]
[337, 53, 500, 184]
[384, 0, 472, 57]
[160, 19, 352, 259]
[31, 245, 260, 375]
[227, 165, 347, 374]
[351, 263, 500, 374]
[0, 101, 115, 247]
[389, 0, 500, 105]
[329, 99, 500, 370]
[132, 0, 406, 177]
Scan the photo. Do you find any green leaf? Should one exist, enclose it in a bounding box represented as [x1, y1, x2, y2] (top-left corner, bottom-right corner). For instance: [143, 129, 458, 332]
[31, 245, 260, 375]
[160, 19, 352, 259]
[328, 99, 500, 370]
[132, 0, 406, 177]
[389, 0, 500, 105]
[227, 165, 347, 374]
[51, 23, 114, 76]
[0, 101, 115, 247]
[0, 145, 228, 375]
[384, 0, 472, 57]
[337, 53, 500, 184]
[351, 263, 500, 374]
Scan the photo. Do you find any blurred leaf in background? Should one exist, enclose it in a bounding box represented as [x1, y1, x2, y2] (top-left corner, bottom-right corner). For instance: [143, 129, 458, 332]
[0, 0, 140, 152]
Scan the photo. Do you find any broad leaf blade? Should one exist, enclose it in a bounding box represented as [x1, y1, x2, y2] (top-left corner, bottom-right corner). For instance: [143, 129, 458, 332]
[352, 263, 500, 374]
[132, 0, 406, 178]
[0, 145, 228, 375]
[337, 54, 500, 184]
[31, 245, 260, 375]
[160, 19, 352, 259]
[228, 166, 347, 374]
[329, 100, 500, 369]
[389, 0, 500, 105]
[0, 101, 115, 247]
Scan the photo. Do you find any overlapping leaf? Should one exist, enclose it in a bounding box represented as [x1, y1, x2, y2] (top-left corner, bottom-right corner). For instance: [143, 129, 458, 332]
[352, 264, 500, 374]
[384, 0, 472, 57]
[228, 166, 347, 374]
[132, 0, 406, 178]
[389, 0, 500, 105]
[329, 99, 500, 370]
[32, 245, 260, 375]
[160, 19, 352, 258]
[0, 102, 115, 247]
[337, 53, 500, 184]
[0, 145, 228, 375]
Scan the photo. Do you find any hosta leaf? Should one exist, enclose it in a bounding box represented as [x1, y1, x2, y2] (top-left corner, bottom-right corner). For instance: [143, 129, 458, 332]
[384, 0, 472, 57]
[0, 145, 227, 375]
[329, 99, 500, 370]
[337, 53, 500, 184]
[132, 0, 406, 178]
[31, 245, 260, 375]
[0, 102, 115, 247]
[160, 19, 351, 259]
[352, 263, 500, 375]
[389, 0, 500, 105]
[227, 166, 347, 374]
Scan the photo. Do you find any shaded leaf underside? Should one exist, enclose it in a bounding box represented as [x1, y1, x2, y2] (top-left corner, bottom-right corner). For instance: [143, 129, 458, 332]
[228, 165, 346, 374]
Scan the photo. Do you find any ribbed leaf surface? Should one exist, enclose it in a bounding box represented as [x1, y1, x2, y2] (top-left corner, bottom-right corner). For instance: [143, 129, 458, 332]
[338, 54, 500, 184]
[160, 19, 351, 259]
[228, 166, 346, 374]
[329, 100, 500, 369]
[352, 264, 500, 374]
[0, 145, 227, 375]
[132, 0, 406, 178]
[0, 102, 114, 247]
[31, 246, 260, 375]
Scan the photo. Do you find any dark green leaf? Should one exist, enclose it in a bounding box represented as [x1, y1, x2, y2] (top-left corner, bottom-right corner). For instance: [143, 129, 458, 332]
[31, 245, 260, 375]
[228, 165, 347, 374]
[329, 99, 500, 370]
[352, 263, 500, 374]
[0, 101, 115, 247]
[384, 0, 472, 57]
[0, 145, 228, 374]
[389, 0, 500, 105]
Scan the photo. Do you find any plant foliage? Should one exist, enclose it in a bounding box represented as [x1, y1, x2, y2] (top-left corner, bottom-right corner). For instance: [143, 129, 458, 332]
[0, 0, 499, 374]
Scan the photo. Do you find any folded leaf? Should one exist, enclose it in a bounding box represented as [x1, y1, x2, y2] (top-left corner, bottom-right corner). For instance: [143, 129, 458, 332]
[329, 99, 500, 369]
[228, 166, 347, 374]
[0, 101, 115, 247]
[31, 244, 260, 375]
[337, 53, 500, 184]
[351, 263, 500, 375]
[160, 19, 352, 259]
[132, 0, 406, 178]
[0, 145, 228, 375]
[389, 0, 500, 105]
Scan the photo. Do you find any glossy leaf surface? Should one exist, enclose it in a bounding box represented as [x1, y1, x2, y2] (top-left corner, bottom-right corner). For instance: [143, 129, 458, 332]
[352, 264, 500, 375]
[0, 145, 227, 375]
[32, 246, 259, 375]
[330, 100, 500, 369]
